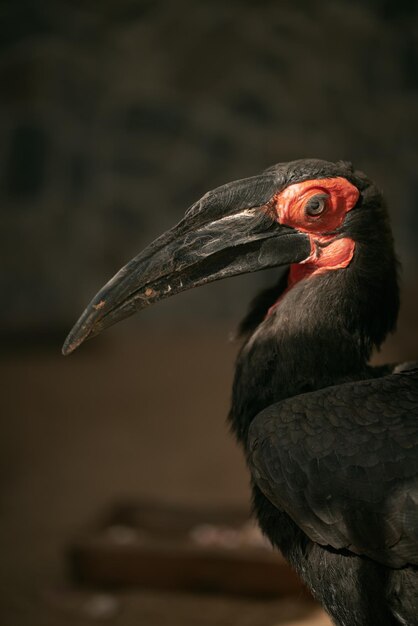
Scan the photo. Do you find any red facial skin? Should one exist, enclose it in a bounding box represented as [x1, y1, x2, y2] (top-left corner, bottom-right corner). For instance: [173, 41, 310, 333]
[267, 177, 359, 316]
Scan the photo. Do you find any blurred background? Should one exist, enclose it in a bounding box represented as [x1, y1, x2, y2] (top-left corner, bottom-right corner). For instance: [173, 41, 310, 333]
[2, 1, 418, 624]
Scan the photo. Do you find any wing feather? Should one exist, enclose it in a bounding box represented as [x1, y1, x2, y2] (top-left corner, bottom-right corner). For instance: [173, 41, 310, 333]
[248, 365, 418, 567]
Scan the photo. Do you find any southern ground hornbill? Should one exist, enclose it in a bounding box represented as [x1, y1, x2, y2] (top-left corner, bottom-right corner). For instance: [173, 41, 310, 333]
[63, 159, 418, 625]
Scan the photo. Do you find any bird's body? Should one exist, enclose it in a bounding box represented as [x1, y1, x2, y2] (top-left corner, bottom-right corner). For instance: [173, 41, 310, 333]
[64, 159, 418, 625]
[231, 268, 418, 625]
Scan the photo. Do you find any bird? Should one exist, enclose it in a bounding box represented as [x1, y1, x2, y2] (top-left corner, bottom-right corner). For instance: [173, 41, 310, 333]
[63, 159, 418, 625]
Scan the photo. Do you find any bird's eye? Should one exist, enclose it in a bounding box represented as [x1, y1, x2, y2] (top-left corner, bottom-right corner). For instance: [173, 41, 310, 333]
[305, 193, 328, 218]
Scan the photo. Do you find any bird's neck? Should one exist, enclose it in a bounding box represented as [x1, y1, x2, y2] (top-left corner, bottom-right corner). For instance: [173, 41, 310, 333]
[230, 256, 398, 444]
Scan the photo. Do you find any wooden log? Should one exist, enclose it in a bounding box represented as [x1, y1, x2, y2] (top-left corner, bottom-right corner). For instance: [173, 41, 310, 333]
[69, 501, 307, 598]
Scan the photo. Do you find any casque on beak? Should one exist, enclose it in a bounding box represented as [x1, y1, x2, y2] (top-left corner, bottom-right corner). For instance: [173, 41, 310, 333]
[62, 171, 311, 355]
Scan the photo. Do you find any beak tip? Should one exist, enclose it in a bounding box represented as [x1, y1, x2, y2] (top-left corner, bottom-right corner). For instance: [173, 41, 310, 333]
[62, 321, 91, 356]
[62, 302, 103, 356]
[61, 334, 79, 356]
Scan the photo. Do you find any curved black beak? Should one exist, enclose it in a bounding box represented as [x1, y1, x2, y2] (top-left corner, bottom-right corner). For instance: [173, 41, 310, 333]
[62, 172, 310, 355]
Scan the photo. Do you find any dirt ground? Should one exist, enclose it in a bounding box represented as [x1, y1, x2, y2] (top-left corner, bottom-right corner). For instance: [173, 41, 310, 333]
[2, 298, 418, 625]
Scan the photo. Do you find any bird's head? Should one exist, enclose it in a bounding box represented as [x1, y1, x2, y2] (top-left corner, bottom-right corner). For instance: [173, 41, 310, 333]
[62, 158, 398, 355]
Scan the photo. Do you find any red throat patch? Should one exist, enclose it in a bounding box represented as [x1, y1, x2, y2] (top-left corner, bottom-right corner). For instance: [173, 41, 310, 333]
[266, 177, 358, 317]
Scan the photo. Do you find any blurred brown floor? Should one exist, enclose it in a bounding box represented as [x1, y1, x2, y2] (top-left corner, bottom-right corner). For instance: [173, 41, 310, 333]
[2, 291, 418, 625]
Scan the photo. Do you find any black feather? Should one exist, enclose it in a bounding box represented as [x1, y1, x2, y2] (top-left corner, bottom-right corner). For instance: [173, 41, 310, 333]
[229, 159, 417, 625]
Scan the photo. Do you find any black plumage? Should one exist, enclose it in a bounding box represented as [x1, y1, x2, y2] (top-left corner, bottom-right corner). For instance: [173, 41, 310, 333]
[249, 367, 418, 568]
[229, 162, 418, 625]
[64, 158, 418, 625]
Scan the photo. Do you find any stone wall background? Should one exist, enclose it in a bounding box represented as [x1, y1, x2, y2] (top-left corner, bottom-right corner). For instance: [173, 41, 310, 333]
[3, 0, 418, 334]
